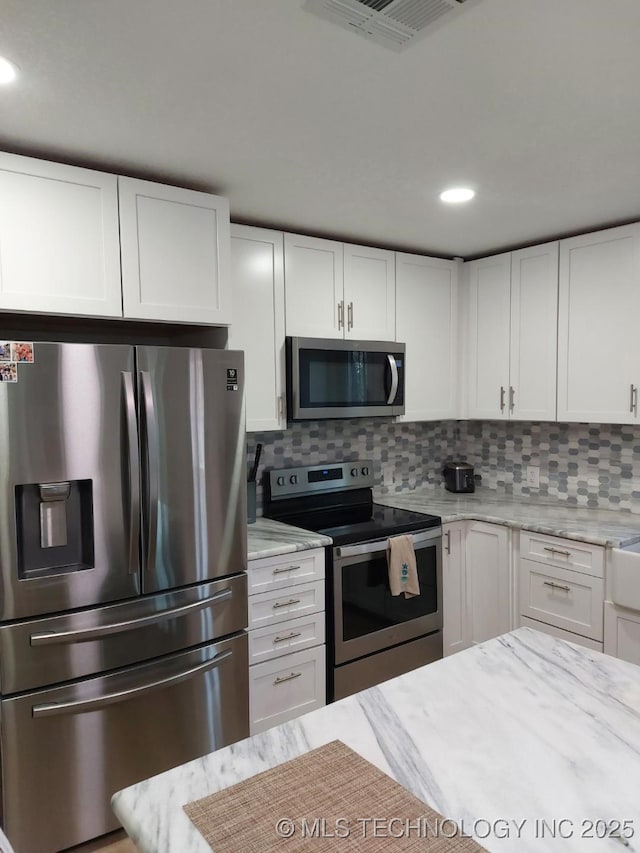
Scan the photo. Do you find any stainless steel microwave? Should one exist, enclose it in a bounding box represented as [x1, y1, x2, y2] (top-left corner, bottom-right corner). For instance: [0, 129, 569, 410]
[286, 337, 405, 421]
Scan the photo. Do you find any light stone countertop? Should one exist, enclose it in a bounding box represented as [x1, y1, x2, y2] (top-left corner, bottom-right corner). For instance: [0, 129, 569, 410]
[112, 627, 640, 852]
[374, 486, 640, 548]
[247, 516, 332, 561]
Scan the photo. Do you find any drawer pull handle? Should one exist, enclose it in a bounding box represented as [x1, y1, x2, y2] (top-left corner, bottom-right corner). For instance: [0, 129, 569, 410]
[274, 671, 302, 685]
[543, 581, 571, 592]
[273, 631, 302, 643]
[543, 547, 571, 557]
[273, 599, 301, 609]
[273, 565, 301, 574]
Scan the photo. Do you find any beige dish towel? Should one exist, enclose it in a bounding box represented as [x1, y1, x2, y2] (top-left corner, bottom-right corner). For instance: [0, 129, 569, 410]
[387, 534, 420, 597]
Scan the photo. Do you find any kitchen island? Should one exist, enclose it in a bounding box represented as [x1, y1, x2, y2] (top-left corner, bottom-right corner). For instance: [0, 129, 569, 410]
[112, 628, 640, 852]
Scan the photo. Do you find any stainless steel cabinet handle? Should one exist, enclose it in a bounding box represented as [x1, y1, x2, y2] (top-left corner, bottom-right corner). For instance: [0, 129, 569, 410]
[278, 393, 285, 419]
[543, 546, 571, 557]
[631, 384, 638, 415]
[509, 386, 515, 412]
[140, 371, 160, 574]
[445, 530, 451, 555]
[273, 565, 301, 574]
[337, 301, 344, 330]
[272, 598, 301, 609]
[274, 671, 302, 685]
[30, 588, 234, 646]
[543, 581, 571, 592]
[122, 372, 140, 576]
[273, 632, 302, 644]
[31, 649, 233, 718]
[386, 354, 399, 404]
[500, 386, 506, 412]
[347, 301, 354, 331]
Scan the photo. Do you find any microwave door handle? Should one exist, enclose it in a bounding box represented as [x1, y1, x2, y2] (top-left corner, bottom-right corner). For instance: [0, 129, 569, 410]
[386, 354, 399, 404]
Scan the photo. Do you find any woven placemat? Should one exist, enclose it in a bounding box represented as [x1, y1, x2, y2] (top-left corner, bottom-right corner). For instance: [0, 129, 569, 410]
[184, 740, 486, 852]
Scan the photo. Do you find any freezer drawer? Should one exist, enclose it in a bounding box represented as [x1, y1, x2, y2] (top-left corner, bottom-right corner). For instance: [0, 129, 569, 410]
[0, 573, 247, 694]
[1, 633, 249, 853]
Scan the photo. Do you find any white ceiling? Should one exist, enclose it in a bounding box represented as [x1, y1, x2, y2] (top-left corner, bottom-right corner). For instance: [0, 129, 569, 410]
[2, 0, 640, 258]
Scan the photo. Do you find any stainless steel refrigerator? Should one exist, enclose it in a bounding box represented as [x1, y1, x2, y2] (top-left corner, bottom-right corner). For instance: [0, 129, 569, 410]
[0, 343, 249, 853]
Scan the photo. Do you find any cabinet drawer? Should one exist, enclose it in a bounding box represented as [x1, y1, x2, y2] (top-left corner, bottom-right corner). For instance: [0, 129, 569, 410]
[249, 645, 326, 735]
[520, 558, 603, 640]
[519, 531, 604, 578]
[248, 580, 325, 630]
[249, 612, 325, 665]
[520, 616, 603, 652]
[248, 549, 325, 596]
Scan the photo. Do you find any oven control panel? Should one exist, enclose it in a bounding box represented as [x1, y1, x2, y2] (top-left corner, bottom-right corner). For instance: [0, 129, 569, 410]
[267, 460, 375, 499]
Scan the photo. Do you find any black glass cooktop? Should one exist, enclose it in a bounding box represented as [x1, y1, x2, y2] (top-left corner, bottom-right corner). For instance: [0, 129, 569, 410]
[276, 503, 441, 547]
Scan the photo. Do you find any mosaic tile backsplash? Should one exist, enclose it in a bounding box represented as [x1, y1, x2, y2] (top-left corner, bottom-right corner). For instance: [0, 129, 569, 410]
[248, 419, 640, 516]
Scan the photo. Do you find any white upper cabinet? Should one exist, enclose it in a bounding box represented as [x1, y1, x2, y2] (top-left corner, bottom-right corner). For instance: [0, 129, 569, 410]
[229, 226, 286, 431]
[466, 242, 558, 421]
[284, 234, 344, 339]
[119, 177, 231, 325]
[284, 235, 395, 341]
[0, 153, 122, 317]
[466, 253, 512, 419]
[343, 244, 395, 340]
[509, 242, 559, 421]
[557, 224, 640, 424]
[396, 252, 458, 421]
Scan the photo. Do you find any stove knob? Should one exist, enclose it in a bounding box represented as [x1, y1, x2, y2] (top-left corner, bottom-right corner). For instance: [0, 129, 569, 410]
[276, 476, 285, 486]
[361, 466, 369, 476]
[289, 475, 298, 485]
[350, 467, 359, 477]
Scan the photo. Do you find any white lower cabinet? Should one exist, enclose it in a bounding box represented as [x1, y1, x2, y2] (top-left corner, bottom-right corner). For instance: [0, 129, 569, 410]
[247, 548, 326, 735]
[520, 616, 603, 652]
[604, 602, 640, 666]
[518, 532, 604, 645]
[442, 521, 511, 655]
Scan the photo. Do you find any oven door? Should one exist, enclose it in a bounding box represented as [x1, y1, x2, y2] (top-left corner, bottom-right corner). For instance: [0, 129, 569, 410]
[332, 528, 442, 665]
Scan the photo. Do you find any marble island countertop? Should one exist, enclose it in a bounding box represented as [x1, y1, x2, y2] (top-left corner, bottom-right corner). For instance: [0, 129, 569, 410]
[374, 486, 640, 548]
[247, 516, 332, 560]
[112, 628, 640, 852]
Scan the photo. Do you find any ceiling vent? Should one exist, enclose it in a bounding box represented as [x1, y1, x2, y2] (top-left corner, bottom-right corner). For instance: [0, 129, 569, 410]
[304, 0, 479, 51]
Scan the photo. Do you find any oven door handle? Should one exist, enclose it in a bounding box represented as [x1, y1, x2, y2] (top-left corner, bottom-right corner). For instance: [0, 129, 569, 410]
[335, 528, 441, 559]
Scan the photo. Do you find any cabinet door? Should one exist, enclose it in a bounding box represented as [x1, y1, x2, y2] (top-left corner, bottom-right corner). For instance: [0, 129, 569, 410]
[509, 242, 559, 421]
[343, 244, 395, 341]
[466, 254, 511, 419]
[396, 253, 458, 421]
[558, 224, 640, 423]
[229, 226, 286, 431]
[119, 177, 231, 324]
[0, 153, 122, 317]
[465, 522, 511, 645]
[604, 602, 640, 665]
[284, 233, 343, 338]
[442, 522, 468, 656]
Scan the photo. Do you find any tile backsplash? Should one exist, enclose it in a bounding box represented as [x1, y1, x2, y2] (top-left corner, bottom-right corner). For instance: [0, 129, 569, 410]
[247, 419, 462, 514]
[459, 421, 640, 513]
[248, 419, 640, 516]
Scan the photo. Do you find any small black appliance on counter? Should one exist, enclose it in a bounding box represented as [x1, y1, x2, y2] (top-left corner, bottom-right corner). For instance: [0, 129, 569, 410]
[442, 462, 475, 493]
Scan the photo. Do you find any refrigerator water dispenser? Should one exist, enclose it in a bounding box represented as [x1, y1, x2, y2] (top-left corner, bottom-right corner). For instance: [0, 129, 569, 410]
[15, 480, 95, 578]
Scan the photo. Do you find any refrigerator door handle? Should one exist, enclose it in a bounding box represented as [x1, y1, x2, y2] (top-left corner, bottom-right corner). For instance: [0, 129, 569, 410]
[122, 372, 140, 575]
[140, 371, 160, 574]
[29, 587, 234, 646]
[31, 648, 233, 718]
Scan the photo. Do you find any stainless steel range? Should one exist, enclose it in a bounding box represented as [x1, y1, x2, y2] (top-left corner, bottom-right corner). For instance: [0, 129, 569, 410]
[0, 343, 249, 853]
[263, 461, 442, 701]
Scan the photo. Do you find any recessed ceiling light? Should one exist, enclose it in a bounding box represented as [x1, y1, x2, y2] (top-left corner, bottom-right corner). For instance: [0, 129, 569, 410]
[0, 56, 18, 85]
[440, 187, 475, 203]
